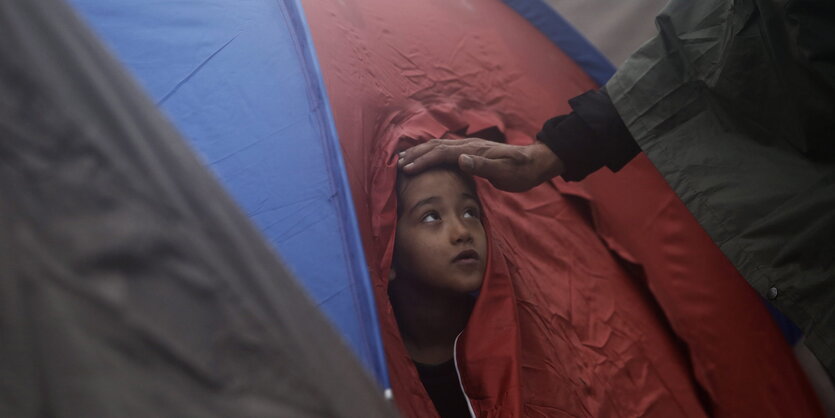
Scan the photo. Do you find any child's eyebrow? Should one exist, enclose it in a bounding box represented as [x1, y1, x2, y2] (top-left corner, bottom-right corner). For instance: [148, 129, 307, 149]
[409, 196, 440, 215]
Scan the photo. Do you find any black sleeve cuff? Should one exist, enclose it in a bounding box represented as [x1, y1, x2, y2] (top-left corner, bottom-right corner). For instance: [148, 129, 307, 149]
[536, 89, 640, 182]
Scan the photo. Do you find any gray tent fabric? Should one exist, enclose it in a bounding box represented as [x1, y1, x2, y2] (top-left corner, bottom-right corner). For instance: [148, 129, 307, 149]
[544, 0, 668, 67]
[0, 0, 396, 417]
[607, 0, 835, 378]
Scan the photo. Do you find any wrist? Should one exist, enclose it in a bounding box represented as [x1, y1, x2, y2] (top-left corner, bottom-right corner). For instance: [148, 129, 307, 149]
[529, 141, 564, 182]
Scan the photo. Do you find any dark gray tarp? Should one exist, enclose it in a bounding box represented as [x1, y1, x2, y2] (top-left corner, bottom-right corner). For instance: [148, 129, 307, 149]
[0, 0, 396, 416]
[607, 0, 835, 378]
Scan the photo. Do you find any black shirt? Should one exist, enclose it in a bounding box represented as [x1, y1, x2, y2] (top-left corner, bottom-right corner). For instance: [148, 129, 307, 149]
[414, 359, 472, 418]
[537, 89, 641, 182]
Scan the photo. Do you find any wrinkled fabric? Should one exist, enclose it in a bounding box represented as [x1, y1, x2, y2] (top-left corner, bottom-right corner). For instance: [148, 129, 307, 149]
[606, 0, 835, 378]
[0, 1, 395, 417]
[301, 0, 823, 416]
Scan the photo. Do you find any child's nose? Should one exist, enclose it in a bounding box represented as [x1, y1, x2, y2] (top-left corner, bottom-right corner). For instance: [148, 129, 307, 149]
[450, 219, 473, 244]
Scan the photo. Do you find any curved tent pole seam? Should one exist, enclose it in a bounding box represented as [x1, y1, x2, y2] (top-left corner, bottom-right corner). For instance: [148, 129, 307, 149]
[277, 0, 391, 390]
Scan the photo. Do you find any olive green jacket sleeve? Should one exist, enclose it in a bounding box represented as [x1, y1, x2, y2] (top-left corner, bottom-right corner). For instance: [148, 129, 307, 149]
[606, 0, 835, 378]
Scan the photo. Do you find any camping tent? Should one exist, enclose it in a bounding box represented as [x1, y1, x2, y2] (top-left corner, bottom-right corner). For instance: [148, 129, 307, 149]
[1, 0, 827, 416]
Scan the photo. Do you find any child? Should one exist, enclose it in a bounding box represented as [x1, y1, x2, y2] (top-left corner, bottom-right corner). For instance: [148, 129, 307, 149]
[388, 166, 486, 418]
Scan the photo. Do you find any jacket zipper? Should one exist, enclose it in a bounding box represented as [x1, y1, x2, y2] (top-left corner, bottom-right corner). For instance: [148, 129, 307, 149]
[453, 333, 477, 418]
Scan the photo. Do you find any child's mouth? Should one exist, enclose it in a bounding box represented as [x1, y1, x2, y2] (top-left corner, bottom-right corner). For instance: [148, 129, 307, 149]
[452, 249, 480, 264]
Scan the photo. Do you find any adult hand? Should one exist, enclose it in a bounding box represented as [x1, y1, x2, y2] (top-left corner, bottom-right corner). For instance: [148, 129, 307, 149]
[398, 138, 565, 192]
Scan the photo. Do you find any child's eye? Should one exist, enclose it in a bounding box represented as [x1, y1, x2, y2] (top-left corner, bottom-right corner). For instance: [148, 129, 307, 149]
[463, 207, 480, 219]
[420, 211, 440, 223]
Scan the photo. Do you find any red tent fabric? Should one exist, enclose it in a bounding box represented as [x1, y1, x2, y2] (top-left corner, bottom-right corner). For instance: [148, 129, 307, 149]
[301, 0, 823, 416]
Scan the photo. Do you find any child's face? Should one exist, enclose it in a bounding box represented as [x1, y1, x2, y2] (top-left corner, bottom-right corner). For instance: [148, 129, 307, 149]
[394, 169, 487, 294]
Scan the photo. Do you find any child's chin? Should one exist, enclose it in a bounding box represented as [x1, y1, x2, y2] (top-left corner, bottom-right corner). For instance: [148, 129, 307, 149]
[453, 275, 484, 294]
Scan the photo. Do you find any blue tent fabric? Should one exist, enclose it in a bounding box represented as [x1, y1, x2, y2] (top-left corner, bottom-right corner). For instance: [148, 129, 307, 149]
[67, 0, 388, 386]
[501, 0, 617, 85]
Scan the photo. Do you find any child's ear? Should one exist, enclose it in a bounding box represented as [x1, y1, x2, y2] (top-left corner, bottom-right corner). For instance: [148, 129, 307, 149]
[388, 268, 397, 282]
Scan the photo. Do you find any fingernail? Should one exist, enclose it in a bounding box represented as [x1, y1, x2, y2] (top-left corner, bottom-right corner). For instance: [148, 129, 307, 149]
[398, 151, 405, 158]
[460, 155, 474, 171]
[404, 162, 414, 170]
